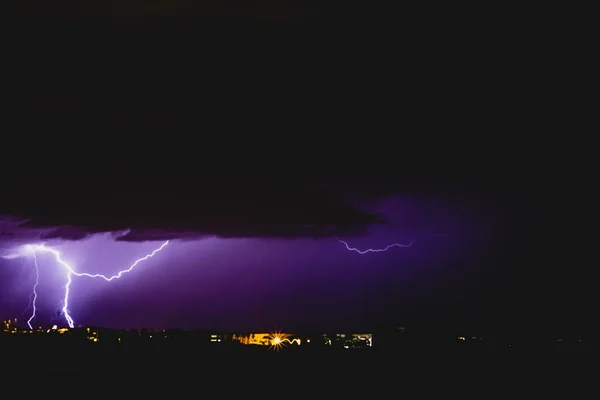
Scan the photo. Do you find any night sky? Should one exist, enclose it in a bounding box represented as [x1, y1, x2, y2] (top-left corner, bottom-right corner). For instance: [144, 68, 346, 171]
[1, 3, 590, 336]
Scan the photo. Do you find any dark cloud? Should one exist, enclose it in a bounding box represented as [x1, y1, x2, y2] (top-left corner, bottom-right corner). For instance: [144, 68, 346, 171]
[2, 1, 530, 243]
[0, 175, 393, 242]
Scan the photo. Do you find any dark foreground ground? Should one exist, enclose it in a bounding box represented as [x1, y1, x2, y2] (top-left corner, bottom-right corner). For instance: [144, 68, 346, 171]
[2, 337, 594, 396]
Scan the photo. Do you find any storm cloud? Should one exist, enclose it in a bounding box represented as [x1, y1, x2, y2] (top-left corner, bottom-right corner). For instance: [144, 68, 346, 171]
[0, 178, 393, 244]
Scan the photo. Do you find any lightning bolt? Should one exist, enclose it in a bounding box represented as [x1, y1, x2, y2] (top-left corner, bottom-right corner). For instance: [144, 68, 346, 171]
[22, 240, 169, 328]
[26, 252, 40, 329]
[338, 239, 414, 254]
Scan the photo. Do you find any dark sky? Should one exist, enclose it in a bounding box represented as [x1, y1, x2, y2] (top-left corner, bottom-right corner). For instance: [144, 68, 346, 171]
[1, 3, 590, 335]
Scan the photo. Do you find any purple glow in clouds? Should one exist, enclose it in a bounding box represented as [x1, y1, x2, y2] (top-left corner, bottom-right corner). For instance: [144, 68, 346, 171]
[4, 233, 414, 329]
[19, 241, 169, 328]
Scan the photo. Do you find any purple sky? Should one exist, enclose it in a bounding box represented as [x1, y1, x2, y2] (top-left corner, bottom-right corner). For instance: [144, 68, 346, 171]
[0, 192, 500, 332]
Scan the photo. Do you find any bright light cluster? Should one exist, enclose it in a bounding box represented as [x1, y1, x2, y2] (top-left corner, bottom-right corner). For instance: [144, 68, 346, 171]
[268, 331, 301, 351]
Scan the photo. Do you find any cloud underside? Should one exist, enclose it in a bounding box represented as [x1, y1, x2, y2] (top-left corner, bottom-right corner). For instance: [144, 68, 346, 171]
[0, 188, 386, 242]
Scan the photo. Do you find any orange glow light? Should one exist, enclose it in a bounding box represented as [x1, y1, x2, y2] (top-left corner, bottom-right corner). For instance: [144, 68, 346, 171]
[268, 331, 300, 351]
